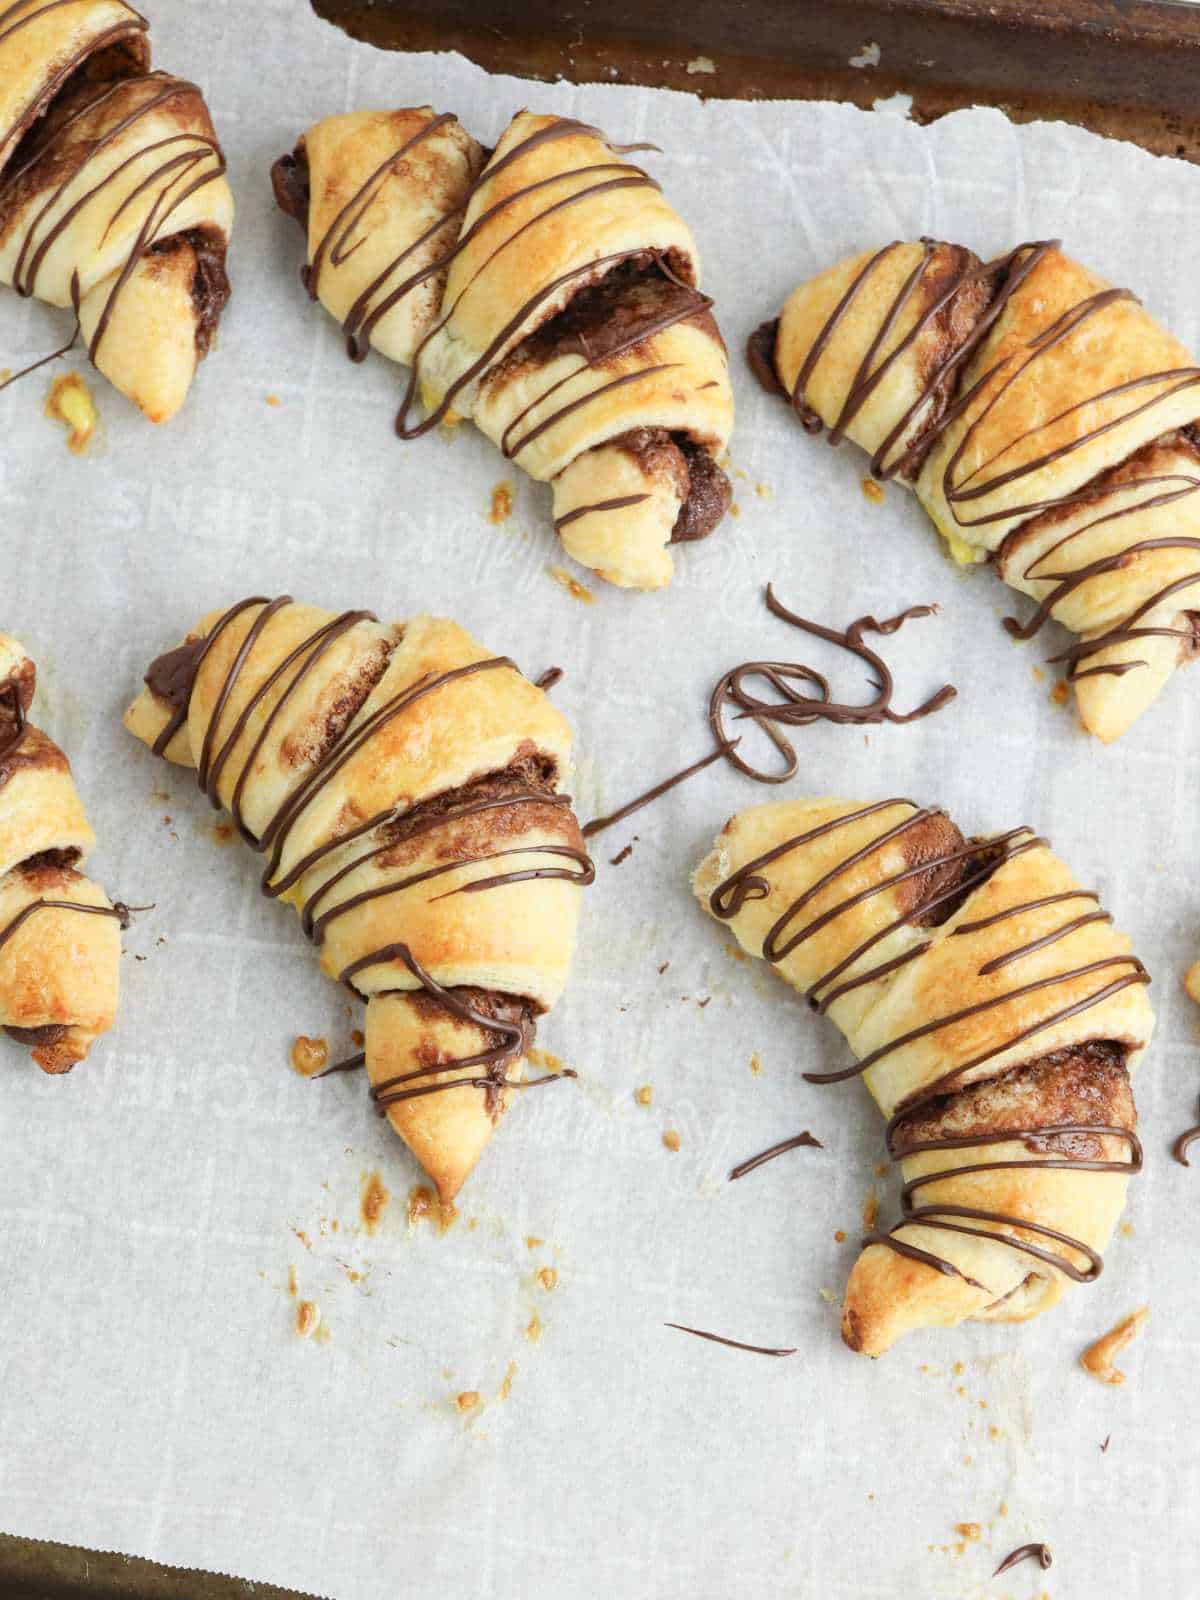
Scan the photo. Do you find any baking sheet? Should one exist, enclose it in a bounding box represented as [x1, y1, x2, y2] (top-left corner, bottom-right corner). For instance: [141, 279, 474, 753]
[2, 3, 1198, 1596]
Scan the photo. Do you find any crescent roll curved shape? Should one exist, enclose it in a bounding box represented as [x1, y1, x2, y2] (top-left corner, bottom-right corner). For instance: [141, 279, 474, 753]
[0, 633, 124, 1073]
[0, 0, 233, 422]
[271, 107, 734, 591]
[693, 797, 1153, 1357]
[752, 240, 1200, 741]
[124, 596, 593, 1204]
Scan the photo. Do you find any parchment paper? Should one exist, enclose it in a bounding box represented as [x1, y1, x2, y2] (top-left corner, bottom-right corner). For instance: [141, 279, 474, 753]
[2, 4, 1197, 1596]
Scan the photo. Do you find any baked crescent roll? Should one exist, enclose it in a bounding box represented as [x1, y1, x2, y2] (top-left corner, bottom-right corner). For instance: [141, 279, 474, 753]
[0, 0, 233, 421]
[271, 108, 734, 590]
[694, 796, 1153, 1356]
[752, 240, 1200, 741]
[0, 632, 125, 1073]
[124, 596, 593, 1203]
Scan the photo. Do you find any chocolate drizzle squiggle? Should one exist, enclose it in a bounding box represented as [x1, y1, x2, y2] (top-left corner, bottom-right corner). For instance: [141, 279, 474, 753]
[727, 1130, 823, 1181]
[1172, 1095, 1200, 1166]
[144, 597, 594, 1110]
[709, 801, 1147, 1295]
[775, 237, 1200, 684]
[664, 1323, 796, 1357]
[582, 587, 955, 838]
[993, 1542, 1052, 1577]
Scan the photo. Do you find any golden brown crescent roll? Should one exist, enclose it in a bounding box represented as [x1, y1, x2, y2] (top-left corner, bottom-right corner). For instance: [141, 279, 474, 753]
[124, 596, 593, 1203]
[271, 108, 734, 590]
[0, 632, 125, 1073]
[693, 796, 1153, 1357]
[0, 0, 233, 421]
[752, 240, 1200, 741]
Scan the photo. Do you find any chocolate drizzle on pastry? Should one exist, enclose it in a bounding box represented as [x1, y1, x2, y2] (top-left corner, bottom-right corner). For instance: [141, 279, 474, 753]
[0, 16, 230, 378]
[0, 663, 132, 1054]
[143, 597, 594, 1111]
[709, 800, 1147, 1296]
[272, 112, 732, 557]
[762, 237, 1200, 687]
[582, 586, 955, 837]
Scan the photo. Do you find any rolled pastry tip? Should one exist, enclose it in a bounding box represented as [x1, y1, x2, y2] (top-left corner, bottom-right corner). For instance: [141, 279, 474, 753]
[693, 796, 1152, 1356]
[551, 429, 731, 590]
[271, 108, 485, 368]
[996, 429, 1200, 743]
[760, 240, 992, 479]
[366, 989, 530, 1205]
[843, 1047, 1136, 1356]
[0, 857, 121, 1072]
[77, 227, 231, 423]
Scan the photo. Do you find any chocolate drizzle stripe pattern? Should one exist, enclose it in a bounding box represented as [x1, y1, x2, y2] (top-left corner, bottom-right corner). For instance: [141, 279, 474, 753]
[143, 597, 594, 1110]
[274, 111, 732, 564]
[0, 14, 230, 374]
[774, 237, 1200, 684]
[709, 801, 1147, 1295]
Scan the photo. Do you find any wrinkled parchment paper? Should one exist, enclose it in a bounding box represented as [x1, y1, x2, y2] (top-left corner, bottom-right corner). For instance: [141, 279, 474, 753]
[2, 4, 1197, 1596]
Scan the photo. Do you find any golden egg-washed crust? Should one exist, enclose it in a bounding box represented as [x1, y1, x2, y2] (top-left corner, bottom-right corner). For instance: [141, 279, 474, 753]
[0, 9, 233, 422]
[764, 240, 1200, 740]
[0, 856, 120, 1071]
[693, 796, 1153, 1356]
[997, 429, 1200, 743]
[275, 106, 734, 591]
[289, 109, 485, 367]
[851, 842, 1151, 1115]
[475, 318, 731, 483]
[368, 989, 532, 1203]
[843, 1043, 1137, 1355]
[773, 241, 991, 478]
[0, 717, 93, 883]
[124, 597, 589, 1201]
[918, 246, 1200, 552]
[0, 630, 122, 1073]
[420, 110, 699, 413]
[691, 798, 969, 1042]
